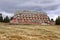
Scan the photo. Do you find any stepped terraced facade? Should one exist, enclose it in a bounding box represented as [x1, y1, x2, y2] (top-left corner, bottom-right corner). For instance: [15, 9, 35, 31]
[10, 11, 55, 25]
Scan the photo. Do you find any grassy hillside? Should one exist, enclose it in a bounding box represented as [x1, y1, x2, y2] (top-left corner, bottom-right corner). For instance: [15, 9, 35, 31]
[0, 23, 60, 40]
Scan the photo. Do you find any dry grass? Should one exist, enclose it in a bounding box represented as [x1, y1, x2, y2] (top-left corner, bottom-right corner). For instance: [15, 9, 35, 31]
[0, 23, 60, 40]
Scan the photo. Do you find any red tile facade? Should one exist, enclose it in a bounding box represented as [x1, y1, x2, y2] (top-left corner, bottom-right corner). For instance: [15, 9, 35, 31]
[10, 11, 51, 25]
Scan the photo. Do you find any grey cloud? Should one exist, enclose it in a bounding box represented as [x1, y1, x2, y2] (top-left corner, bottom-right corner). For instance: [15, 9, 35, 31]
[0, 0, 60, 20]
[0, 0, 29, 13]
[0, 0, 60, 13]
[43, 5, 60, 10]
[40, 0, 54, 4]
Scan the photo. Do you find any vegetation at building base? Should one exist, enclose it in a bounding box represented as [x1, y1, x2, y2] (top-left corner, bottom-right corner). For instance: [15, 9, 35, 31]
[50, 18, 54, 22]
[55, 16, 60, 25]
[10, 16, 13, 20]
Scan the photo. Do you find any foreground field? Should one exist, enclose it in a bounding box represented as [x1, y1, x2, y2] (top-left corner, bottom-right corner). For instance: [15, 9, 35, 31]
[0, 23, 60, 40]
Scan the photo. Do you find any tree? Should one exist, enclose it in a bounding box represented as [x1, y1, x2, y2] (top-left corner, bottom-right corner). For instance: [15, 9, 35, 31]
[0, 13, 3, 22]
[10, 16, 13, 20]
[51, 18, 54, 22]
[3, 16, 10, 23]
[55, 16, 60, 25]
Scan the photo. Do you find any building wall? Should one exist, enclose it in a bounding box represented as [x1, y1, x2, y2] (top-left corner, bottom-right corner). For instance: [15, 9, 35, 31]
[10, 11, 50, 25]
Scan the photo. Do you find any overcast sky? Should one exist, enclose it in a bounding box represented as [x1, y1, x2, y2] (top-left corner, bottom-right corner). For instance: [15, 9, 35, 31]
[0, 0, 60, 20]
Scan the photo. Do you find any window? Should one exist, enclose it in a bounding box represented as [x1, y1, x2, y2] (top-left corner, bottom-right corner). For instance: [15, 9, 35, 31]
[30, 17, 32, 19]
